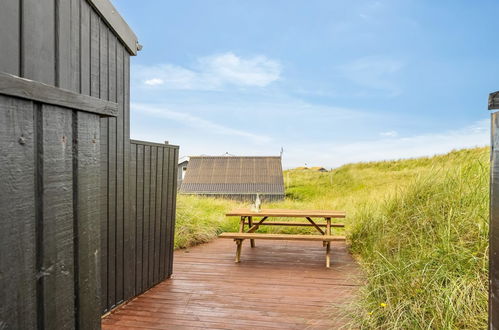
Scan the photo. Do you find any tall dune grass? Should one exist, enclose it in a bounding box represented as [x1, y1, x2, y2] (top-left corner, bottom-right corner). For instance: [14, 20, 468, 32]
[174, 147, 489, 328]
[349, 152, 489, 328]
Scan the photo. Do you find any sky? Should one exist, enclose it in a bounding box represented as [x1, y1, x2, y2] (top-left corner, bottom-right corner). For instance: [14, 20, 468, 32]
[111, 0, 499, 168]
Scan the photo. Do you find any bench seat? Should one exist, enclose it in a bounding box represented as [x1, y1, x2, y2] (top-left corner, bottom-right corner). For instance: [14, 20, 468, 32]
[219, 232, 346, 241]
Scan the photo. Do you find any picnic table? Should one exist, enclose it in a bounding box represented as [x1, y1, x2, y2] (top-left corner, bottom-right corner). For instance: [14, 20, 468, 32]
[219, 208, 346, 268]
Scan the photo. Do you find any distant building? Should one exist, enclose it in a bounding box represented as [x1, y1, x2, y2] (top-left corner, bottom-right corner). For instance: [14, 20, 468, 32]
[293, 166, 328, 172]
[177, 157, 189, 187]
[310, 167, 328, 172]
[179, 156, 285, 201]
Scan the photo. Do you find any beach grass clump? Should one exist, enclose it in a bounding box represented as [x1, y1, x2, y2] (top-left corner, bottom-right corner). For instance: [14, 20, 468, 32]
[349, 151, 489, 328]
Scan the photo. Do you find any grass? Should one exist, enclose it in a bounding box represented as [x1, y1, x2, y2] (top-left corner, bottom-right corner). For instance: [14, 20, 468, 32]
[174, 147, 489, 329]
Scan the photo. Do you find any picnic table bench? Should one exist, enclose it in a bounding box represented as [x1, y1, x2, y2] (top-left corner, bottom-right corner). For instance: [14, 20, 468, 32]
[219, 208, 346, 268]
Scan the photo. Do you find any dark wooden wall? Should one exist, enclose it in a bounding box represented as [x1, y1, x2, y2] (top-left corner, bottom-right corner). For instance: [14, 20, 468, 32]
[101, 138, 179, 312]
[126, 141, 178, 302]
[0, 92, 104, 329]
[0, 0, 179, 327]
[489, 96, 499, 328]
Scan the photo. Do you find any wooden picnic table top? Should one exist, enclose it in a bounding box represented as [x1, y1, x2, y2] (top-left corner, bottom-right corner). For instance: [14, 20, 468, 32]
[226, 208, 346, 218]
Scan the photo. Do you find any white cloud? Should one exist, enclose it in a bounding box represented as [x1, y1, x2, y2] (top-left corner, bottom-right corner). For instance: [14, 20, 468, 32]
[144, 78, 164, 86]
[132, 103, 271, 144]
[380, 130, 398, 137]
[134, 52, 281, 91]
[200, 53, 281, 87]
[282, 119, 489, 168]
[131, 111, 489, 169]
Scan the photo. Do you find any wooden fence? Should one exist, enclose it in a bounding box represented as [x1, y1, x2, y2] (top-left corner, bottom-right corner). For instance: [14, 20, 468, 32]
[0, 0, 178, 328]
[101, 140, 178, 312]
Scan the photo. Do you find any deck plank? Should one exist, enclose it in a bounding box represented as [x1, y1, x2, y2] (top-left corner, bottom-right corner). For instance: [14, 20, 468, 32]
[102, 238, 362, 329]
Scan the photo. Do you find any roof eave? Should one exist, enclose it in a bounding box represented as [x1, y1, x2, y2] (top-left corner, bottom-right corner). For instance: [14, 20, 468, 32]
[87, 0, 140, 56]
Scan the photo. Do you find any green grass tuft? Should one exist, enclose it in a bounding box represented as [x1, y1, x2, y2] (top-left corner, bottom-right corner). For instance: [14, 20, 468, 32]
[348, 151, 489, 329]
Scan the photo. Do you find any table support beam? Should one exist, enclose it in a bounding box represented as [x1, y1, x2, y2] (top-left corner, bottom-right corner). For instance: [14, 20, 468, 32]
[306, 217, 325, 235]
[247, 217, 268, 233]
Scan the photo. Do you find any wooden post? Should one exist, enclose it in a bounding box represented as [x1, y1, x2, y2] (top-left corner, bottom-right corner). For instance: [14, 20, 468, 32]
[248, 216, 255, 247]
[490, 105, 499, 327]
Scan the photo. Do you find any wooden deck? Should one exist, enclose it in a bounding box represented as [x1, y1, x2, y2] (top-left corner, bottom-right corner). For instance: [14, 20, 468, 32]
[102, 239, 363, 329]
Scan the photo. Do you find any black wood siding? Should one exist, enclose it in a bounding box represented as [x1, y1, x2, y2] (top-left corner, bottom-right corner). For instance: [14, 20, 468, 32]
[0, 93, 103, 329]
[490, 111, 499, 328]
[124, 141, 179, 301]
[0, 0, 179, 325]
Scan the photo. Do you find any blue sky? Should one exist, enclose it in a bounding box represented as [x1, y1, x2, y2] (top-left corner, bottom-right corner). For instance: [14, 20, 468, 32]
[112, 0, 498, 168]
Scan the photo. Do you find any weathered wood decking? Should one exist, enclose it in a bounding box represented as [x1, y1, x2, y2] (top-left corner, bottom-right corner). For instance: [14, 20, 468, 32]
[102, 239, 362, 329]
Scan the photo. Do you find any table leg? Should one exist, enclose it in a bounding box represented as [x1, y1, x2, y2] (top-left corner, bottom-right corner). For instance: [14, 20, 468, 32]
[326, 242, 331, 268]
[234, 217, 246, 263]
[248, 216, 255, 247]
[235, 239, 242, 263]
[326, 217, 331, 268]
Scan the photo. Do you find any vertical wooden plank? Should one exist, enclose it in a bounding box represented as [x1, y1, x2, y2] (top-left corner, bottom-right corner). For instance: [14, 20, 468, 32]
[159, 148, 171, 279]
[135, 144, 144, 294]
[123, 54, 134, 300]
[108, 33, 117, 103]
[57, 0, 71, 89]
[167, 148, 179, 276]
[23, 0, 55, 84]
[80, 0, 90, 95]
[125, 143, 137, 299]
[148, 147, 158, 287]
[142, 146, 151, 290]
[490, 111, 499, 328]
[106, 30, 118, 310]
[115, 44, 125, 304]
[40, 104, 75, 329]
[124, 55, 130, 142]
[154, 148, 164, 284]
[0, 0, 20, 75]
[164, 148, 173, 277]
[75, 111, 101, 329]
[99, 117, 108, 313]
[0, 95, 36, 329]
[69, 0, 80, 93]
[99, 18, 109, 312]
[107, 117, 116, 308]
[123, 53, 131, 292]
[90, 10, 100, 97]
[99, 20, 108, 101]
